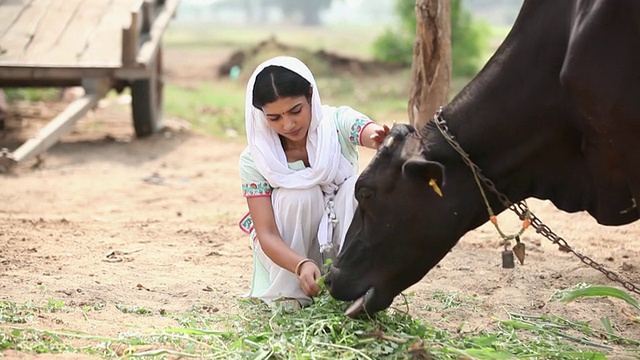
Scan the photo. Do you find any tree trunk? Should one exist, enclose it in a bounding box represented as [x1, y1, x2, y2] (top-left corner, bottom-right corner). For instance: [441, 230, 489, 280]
[408, 0, 452, 131]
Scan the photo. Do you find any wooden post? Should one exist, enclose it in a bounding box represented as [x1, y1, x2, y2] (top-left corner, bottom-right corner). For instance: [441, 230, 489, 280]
[122, 2, 141, 67]
[136, 0, 180, 67]
[408, 0, 452, 131]
[141, 1, 153, 34]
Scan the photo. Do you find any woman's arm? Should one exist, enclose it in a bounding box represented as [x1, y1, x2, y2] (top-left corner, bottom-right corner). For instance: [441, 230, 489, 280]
[247, 196, 321, 296]
[360, 122, 391, 150]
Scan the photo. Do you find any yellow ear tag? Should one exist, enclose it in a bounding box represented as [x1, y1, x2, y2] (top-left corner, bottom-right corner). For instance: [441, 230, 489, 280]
[429, 178, 443, 197]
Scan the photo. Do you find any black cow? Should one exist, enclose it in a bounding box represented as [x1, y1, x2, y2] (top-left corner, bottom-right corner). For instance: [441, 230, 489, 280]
[326, 0, 640, 316]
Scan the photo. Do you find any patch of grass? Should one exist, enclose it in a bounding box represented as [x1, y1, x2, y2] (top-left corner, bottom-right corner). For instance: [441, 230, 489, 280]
[0, 299, 72, 324]
[115, 303, 154, 316]
[1, 301, 38, 324]
[2, 289, 639, 359]
[3, 88, 60, 102]
[164, 81, 246, 138]
[432, 291, 478, 309]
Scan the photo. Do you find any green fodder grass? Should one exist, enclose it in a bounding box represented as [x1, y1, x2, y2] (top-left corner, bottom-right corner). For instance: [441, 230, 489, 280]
[2, 285, 639, 359]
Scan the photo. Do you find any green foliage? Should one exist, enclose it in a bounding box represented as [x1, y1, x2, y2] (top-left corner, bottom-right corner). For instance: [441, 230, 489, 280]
[3, 88, 59, 102]
[371, 28, 414, 65]
[559, 285, 640, 310]
[451, 0, 491, 76]
[373, 0, 490, 77]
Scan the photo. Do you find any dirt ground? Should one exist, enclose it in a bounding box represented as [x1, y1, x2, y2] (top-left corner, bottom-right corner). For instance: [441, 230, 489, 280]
[1, 46, 640, 358]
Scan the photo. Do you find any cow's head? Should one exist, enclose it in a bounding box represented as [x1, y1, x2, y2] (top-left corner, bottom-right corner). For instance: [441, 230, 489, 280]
[326, 123, 465, 316]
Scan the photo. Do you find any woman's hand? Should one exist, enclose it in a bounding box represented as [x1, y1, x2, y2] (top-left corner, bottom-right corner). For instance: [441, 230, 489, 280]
[369, 123, 391, 149]
[362, 121, 394, 150]
[298, 261, 321, 297]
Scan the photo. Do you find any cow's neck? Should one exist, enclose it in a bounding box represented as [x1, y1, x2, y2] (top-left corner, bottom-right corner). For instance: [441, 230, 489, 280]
[422, 0, 639, 227]
[419, 0, 592, 231]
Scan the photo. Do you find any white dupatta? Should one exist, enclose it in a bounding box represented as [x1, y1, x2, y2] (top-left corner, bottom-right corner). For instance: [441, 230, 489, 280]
[245, 56, 355, 253]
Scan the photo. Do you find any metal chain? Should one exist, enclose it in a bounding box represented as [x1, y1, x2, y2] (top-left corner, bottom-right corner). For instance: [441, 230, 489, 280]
[432, 109, 640, 295]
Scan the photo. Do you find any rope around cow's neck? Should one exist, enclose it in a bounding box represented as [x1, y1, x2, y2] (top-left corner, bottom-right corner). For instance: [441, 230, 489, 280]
[431, 107, 640, 296]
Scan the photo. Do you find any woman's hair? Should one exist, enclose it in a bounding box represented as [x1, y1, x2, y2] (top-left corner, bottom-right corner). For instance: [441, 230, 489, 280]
[252, 65, 311, 109]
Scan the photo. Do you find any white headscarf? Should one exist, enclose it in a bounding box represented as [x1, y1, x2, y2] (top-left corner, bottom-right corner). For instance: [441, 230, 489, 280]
[245, 56, 355, 252]
[245, 56, 354, 192]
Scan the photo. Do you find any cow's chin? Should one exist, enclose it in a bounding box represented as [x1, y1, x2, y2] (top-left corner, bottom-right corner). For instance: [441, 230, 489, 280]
[343, 287, 394, 318]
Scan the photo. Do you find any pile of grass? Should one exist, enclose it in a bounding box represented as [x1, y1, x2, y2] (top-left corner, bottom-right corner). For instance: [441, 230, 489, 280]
[1, 285, 638, 359]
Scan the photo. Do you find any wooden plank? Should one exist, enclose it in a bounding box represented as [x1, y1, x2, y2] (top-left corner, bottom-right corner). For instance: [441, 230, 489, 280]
[0, 0, 32, 39]
[0, 0, 51, 63]
[136, 0, 180, 67]
[20, 0, 83, 65]
[10, 77, 110, 164]
[0, 65, 116, 85]
[43, 0, 114, 66]
[80, 0, 138, 66]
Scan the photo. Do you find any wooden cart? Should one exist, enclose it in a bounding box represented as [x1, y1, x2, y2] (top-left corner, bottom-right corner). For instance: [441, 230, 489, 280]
[0, 0, 181, 171]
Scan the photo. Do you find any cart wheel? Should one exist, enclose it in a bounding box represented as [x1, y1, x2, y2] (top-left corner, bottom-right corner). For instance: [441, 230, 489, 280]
[132, 46, 164, 137]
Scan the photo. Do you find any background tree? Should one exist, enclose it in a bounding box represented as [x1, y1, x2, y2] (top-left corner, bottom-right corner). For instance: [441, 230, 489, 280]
[373, 0, 489, 77]
[451, 0, 489, 76]
[408, 0, 451, 130]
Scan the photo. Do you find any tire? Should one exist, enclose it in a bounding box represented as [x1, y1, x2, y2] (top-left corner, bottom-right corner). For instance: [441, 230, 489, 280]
[132, 46, 164, 137]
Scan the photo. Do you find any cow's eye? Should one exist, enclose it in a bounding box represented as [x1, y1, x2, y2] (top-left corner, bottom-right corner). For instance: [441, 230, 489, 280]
[357, 187, 374, 200]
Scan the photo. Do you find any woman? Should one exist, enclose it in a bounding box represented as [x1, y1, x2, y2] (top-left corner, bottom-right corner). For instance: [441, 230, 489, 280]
[239, 56, 390, 308]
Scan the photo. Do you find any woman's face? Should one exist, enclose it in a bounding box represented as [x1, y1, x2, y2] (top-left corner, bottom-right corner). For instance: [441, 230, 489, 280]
[262, 95, 312, 145]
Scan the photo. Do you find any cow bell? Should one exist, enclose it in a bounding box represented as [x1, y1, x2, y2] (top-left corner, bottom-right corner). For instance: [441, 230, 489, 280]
[501, 249, 515, 268]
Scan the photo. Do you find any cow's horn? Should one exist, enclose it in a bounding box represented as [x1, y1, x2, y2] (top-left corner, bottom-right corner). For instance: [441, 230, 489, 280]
[383, 136, 394, 148]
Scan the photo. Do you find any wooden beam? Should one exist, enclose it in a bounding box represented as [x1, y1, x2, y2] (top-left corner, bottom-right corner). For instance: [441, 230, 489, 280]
[114, 66, 151, 80]
[0, 65, 116, 84]
[121, 1, 142, 66]
[9, 77, 110, 164]
[135, 0, 180, 67]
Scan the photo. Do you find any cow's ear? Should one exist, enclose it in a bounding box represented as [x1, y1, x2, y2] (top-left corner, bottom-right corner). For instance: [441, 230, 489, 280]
[402, 157, 445, 194]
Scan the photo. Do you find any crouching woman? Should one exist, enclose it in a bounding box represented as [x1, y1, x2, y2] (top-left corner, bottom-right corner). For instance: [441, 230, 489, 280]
[239, 56, 389, 308]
